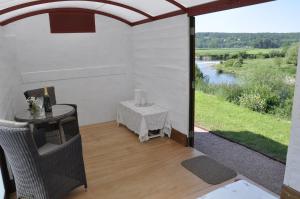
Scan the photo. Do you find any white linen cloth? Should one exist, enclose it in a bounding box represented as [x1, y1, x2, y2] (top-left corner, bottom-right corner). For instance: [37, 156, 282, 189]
[117, 101, 171, 142]
[197, 180, 278, 199]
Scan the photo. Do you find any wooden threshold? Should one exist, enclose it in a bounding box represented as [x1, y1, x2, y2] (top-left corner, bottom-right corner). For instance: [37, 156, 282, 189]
[281, 185, 300, 199]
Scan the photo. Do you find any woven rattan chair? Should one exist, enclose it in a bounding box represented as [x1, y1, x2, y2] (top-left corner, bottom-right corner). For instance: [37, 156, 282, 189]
[0, 119, 87, 199]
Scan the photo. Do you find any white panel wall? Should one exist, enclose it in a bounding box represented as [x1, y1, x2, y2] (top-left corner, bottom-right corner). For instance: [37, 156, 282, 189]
[3, 14, 133, 126]
[2, 14, 190, 131]
[284, 48, 300, 192]
[0, 28, 24, 120]
[132, 15, 190, 135]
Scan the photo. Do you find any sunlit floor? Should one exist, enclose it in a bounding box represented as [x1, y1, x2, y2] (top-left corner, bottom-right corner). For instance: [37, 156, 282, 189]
[10, 122, 270, 199]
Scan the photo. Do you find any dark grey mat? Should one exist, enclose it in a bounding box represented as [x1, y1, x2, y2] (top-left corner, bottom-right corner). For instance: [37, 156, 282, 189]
[181, 156, 237, 185]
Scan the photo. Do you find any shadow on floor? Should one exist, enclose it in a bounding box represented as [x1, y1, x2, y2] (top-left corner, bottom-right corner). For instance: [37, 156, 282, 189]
[194, 131, 286, 194]
[212, 130, 287, 163]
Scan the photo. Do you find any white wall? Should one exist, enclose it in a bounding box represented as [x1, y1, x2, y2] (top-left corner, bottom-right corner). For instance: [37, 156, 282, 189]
[3, 14, 133, 126]
[284, 48, 300, 192]
[132, 15, 190, 135]
[2, 14, 190, 132]
[0, 27, 24, 120]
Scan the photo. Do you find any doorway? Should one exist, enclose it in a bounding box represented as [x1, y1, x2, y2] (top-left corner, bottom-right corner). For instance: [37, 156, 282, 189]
[190, 0, 300, 194]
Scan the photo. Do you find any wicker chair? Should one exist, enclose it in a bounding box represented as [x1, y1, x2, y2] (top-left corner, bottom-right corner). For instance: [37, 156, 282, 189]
[0, 120, 87, 199]
[24, 87, 80, 143]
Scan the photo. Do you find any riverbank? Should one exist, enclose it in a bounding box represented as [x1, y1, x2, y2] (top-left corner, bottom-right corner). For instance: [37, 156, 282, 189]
[195, 91, 291, 162]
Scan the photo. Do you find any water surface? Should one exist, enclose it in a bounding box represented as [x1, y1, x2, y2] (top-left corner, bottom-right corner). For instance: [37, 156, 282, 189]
[196, 60, 237, 85]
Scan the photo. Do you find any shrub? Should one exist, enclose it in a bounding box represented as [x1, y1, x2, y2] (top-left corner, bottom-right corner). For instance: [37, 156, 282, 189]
[223, 59, 243, 68]
[285, 43, 299, 66]
[269, 50, 284, 58]
[233, 58, 243, 67]
[239, 93, 267, 112]
[224, 59, 235, 67]
[216, 84, 244, 104]
[273, 98, 293, 119]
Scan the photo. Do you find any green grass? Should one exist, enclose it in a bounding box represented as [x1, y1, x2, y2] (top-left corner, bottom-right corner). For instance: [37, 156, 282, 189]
[216, 58, 296, 77]
[196, 48, 280, 57]
[195, 91, 291, 162]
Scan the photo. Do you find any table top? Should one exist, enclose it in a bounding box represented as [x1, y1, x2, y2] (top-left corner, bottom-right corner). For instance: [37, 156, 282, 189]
[119, 101, 168, 116]
[15, 104, 75, 124]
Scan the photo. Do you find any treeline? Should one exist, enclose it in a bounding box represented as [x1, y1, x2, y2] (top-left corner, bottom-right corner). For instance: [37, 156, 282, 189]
[196, 32, 300, 49]
[197, 49, 285, 61]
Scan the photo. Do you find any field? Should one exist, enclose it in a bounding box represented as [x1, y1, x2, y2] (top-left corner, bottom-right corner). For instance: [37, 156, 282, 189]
[195, 91, 291, 162]
[216, 58, 296, 77]
[196, 48, 280, 57]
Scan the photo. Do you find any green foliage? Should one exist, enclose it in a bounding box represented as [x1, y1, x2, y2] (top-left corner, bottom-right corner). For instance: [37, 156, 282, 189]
[285, 43, 299, 66]
[233, 58, 243, 67]
[254, 38, 279, 48]
[196, 32, 300, 49]
[273, 57, 283, 67]
[197, 62, 295, 119]
[224, 59, 235, 67]
[239, 93, 267, 112]
[196, 48, 284, 61]
[215, 85, 243, 104]
[223, 59, 243, 68]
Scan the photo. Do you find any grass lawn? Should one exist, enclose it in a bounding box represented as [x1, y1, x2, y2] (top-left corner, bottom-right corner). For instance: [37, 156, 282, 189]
[195, 91, 291, 162]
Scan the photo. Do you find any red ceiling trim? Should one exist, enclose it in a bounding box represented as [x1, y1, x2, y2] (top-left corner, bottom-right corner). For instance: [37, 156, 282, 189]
[0, 8, 133, 26]
[132, 0, 273, 26]
[187, 0, 274, 16]
[0, 0, 153, 19]
[165, 0, 187, 11]
[132, 10, 185, 26]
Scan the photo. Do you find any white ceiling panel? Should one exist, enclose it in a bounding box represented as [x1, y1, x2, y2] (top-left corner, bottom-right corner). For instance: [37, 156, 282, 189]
[0, 0, 37, 10]
[110, 0, 179, 16]
[0, 2, 105, 22]
[175, 0, 217, 8]
[0, 0, 232, 26]
[99, 4, 146, 22]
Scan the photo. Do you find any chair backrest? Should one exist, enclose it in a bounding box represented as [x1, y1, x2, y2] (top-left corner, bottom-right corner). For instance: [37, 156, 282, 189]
[24, 87, 56, 105]
[0, 119, 48, 198]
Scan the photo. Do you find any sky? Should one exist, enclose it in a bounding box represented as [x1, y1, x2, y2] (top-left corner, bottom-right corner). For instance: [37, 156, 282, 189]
[195, 0, 300, 33]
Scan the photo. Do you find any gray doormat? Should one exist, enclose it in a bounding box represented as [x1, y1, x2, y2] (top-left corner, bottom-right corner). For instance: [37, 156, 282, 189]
[181, 156, 237, 185]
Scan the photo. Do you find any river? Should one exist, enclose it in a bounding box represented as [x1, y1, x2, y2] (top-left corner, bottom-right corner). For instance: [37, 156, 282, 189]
[196, 60, 237, 85]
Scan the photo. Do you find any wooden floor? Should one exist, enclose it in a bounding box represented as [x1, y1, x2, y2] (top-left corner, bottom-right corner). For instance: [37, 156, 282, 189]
[11, 121, 240, 199]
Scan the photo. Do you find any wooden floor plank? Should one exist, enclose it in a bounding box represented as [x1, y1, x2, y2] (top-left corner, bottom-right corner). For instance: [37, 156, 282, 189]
[11, 121, 238, 199]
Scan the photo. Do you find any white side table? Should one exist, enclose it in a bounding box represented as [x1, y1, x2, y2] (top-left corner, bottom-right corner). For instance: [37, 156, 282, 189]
[117, 101, 171, 142]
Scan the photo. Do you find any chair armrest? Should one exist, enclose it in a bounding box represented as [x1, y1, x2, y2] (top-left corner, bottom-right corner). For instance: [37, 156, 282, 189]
[40, 134, 84, 170]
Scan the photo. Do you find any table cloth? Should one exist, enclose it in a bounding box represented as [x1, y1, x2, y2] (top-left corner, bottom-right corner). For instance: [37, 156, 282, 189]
[197, 180, 277, 199]
[117, 101, 171, 142]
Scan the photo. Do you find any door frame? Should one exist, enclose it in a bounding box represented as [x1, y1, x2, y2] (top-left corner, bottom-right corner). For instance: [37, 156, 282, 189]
[188, 16, 195, 147]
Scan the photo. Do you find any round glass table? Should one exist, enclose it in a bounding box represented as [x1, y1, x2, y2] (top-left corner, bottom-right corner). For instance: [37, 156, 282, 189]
[15, 105, 75, 124]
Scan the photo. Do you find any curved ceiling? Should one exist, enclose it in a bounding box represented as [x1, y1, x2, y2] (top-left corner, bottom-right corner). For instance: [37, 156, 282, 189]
[0, 0, 273, 26]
